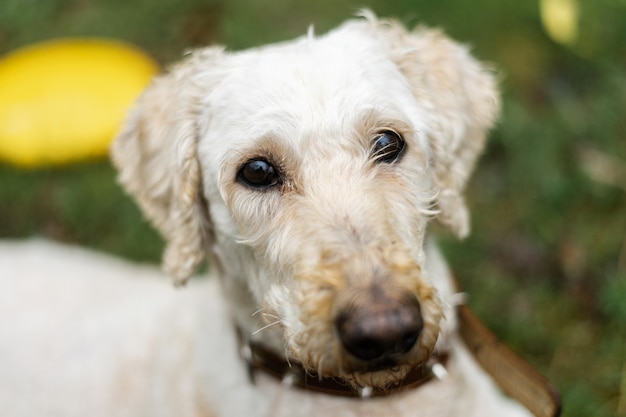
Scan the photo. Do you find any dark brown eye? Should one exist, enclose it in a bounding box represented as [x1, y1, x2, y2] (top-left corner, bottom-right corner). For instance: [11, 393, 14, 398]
[371, 131, 406, 163]
[237, 159, 279, 189]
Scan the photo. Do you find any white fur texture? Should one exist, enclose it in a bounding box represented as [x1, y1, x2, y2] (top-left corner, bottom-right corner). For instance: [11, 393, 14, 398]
[0, 239, 530, 417]
[0, 14, 531, 417]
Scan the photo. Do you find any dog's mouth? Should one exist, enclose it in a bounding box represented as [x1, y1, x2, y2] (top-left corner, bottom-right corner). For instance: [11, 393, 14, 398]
[353, 356, 401, 373]
[305, 352, 444, 396]
[333, 351, 429, 388]
[244, 334, 441, 396]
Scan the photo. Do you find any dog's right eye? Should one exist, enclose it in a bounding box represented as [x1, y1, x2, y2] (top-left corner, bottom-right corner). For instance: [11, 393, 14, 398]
[371, 130, 406, 164]
[237, 159, 280, 189]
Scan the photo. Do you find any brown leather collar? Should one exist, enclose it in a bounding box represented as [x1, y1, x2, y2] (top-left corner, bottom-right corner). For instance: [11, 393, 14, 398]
[457, 303, 562, 417]
[237, 303, 561, 416]
[238, 333, 449, 398]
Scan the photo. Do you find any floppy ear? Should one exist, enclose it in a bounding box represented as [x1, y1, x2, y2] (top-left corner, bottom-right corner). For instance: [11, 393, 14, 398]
[110, 48, 223, 285]
[381, 21, 500, 238]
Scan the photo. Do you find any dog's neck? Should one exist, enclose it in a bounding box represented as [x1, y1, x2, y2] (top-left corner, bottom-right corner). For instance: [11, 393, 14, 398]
[210, 237, 285, 350]
[218, 274, 284, 350]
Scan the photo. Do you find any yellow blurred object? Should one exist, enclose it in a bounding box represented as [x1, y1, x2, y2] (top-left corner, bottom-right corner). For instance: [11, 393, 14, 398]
[540, 0, 580, 46]
[0, 39, 159, 167]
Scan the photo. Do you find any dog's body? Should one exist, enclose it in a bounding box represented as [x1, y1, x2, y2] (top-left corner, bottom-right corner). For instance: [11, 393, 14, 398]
[0, 239, 529, 417]
[0, 14, 534, 417]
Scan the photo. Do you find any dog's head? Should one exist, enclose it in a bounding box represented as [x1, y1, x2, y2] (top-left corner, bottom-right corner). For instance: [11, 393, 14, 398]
[111, 14, 498, 389]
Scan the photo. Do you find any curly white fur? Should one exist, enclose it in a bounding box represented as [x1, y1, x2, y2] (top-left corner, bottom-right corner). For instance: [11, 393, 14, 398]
[0, 13, 531, 417]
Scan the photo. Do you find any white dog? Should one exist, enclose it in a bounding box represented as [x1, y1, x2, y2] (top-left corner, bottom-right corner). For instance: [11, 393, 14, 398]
[0, 13, 558, 417]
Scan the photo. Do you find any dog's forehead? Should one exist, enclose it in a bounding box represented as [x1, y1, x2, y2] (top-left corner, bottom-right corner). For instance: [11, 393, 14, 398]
[195, 27, 423, 182]
[203, 26, 421, 152]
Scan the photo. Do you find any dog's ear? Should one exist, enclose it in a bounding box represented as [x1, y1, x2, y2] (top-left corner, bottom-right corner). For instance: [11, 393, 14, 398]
[110, 48, 223, 285]
[382, 21, 500, 238]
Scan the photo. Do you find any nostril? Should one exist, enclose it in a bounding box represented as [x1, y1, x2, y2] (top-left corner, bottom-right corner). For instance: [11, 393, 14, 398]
[400, 330, 419, 353]
[346, 335, 388, 362]
[336, 297, 423, 362]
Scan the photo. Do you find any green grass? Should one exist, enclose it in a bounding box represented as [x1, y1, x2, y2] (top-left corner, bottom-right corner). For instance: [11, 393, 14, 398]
[1, 1, 625, 416]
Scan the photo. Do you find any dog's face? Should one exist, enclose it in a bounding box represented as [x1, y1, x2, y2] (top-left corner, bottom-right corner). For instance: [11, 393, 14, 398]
[112, 16, 499, 389]
[201, 30, 443, 387]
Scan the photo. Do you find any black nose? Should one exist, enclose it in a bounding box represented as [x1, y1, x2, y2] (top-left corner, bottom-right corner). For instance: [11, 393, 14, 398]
[336, 296, 423, 362]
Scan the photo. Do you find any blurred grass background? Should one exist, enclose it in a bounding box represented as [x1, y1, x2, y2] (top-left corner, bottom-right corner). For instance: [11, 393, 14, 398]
[1, 0, 625, 416]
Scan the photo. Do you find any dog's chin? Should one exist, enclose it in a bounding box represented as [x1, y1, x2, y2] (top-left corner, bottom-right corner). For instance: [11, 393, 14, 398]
[331, 350, 434, 389]
[289, 343, 434, 389]
[338, 363, 414, 389]
[298, 355, 417, 389]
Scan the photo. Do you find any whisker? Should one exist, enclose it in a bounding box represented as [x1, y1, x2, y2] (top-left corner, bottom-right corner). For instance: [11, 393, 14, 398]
[260, 312, 281, 321]
[252, 320, 282, 336]
[251, 307, 266, 317]
[284, 346, 292, 367]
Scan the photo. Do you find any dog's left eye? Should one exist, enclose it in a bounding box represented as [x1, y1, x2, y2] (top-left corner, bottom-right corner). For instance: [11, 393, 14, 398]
[371, 131, 406, 163]
[237, 159, 280, 189]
